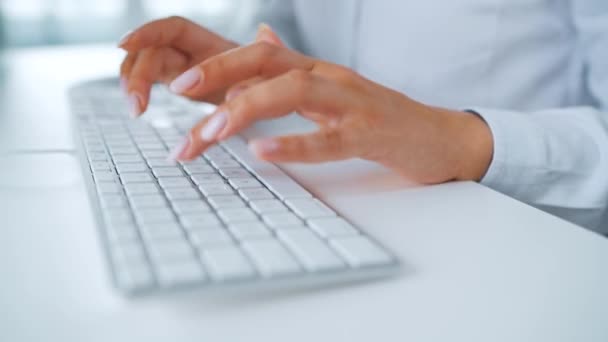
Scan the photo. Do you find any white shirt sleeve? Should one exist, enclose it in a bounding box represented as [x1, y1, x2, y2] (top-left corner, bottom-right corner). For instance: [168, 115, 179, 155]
[471, 0, 608, 232]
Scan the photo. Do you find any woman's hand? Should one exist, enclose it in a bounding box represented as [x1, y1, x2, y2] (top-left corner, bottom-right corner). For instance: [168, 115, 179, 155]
[167, 26, 493, 183]
[118, 16, 238, 117]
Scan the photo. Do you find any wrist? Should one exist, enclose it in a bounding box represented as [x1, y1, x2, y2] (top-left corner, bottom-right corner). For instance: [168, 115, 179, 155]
[445, 109, 493, 181]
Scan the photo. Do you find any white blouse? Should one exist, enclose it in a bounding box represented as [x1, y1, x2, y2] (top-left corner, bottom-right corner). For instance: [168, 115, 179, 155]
[253, 0, 608, 233]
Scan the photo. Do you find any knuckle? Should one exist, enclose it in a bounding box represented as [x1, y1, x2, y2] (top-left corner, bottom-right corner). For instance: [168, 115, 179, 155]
[165, 15, 186, 25]
[322, 129, 345, 154]
[331, 65, 358, 84]
[286, 69, 313, 99]
[255, 41, 279, 58]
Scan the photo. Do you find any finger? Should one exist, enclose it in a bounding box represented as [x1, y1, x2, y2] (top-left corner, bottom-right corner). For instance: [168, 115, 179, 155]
[126, 47, 189, 117]
[249, 129, 354, 163]
[255, 23, 285, 46]
[119, 16, 231, 55]
[224, 76, 265, 102]
[119, 52, 138, 89]
[166, 115, 214, 162]
[168, 41, 317, 98]
[217, 70, 353, 140]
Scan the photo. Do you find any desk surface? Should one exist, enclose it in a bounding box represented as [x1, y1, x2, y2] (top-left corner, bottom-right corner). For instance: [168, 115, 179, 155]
[1, 45, 607, 342]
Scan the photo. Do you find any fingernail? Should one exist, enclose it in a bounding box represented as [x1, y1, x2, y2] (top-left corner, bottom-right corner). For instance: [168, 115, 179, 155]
[167, 136, 191, 162]
[118, 30, 134, 46]
[249, 139, 279, 156]
[256, 23, 281, 45]
[169, 68, 202, 94]
[200, 112, 227, 141]
[225, 87, 244, 102]
[128, 93, 141, 118]
[119, 77, 127, 93]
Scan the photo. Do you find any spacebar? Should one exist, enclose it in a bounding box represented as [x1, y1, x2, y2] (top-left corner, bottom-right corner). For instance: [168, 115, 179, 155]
[221, 136, 311, 199]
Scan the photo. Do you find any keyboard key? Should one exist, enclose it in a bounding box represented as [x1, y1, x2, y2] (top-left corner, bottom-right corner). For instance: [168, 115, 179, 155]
[106, 223, 139, 242]
[219, 167, 251, 179]
[171, 200, 211, 214]
[147, 158, 175, 168]
[125, 183, 159, 195]
[277, 229, 345, 272]
[208, 195, 245, 209]
[228, 177, 263, 189]
[88, 151, 109, 161]
[217, 208, 258, 223]
[152, 167, 183, 177]
[158, 177, 193, 189]
[120, 172, 153, 184]
[199, 183, 233, 196]
[201, 247, 256, 281]
[262, 212, 302, 228]
[183, 164, 215, 175]
[134, 208, 175, 224]
[109, 146, 138, 155]
[97, 182, 123, 194]
[156, 259, 206, 288]
[165, 187, 200, 200]
[285, 198, 336, 219]
[103, 208, 132, 223]
[90, 161, 113, 172]
[308, 217, 358, 238]
[211, 158, 240, 168]
[110, 241, 147, 264]
[238, 188, 275, 201]
[190, 173, 224, 185]
[115, 261, 155, 292]
[99, 194, 128, 208]
[129, 195, 167, 209]
[250, 199, 287, 214]
[93, 170, 117, 182]
[241, 239, 301, 276]
[329, 236, 393, 267]
[116, 163, 149, 173]
[140, 225, 183, 242]
[141, 150, 168, 159]
[147, 239, 194, 261]
[228, 222, 271, 240]
[180, 213, 222, 230]
[113, 154, 144, 164]
[221, 137, 311, 199]
[188, 228, 233, 247]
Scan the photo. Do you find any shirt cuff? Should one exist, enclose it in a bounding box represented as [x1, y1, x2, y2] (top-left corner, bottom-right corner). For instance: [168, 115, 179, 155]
[465, 107, 536, 199]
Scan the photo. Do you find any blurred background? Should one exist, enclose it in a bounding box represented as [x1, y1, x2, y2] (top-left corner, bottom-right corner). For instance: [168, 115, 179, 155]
[0, 0, 264, 47]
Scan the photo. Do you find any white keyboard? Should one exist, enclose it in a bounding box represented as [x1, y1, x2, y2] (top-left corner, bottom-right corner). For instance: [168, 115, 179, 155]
[69, 78, 400, 296]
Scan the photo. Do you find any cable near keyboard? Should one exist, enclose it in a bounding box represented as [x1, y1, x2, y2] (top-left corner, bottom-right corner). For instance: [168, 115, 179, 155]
[69, 80, 400, 296]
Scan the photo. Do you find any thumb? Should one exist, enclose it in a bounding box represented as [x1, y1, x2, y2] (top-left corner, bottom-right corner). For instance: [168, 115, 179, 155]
[255, 23, 284, 46]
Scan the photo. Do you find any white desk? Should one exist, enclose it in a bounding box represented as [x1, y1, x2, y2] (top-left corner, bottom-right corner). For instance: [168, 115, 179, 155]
[1, 45, 607, 342]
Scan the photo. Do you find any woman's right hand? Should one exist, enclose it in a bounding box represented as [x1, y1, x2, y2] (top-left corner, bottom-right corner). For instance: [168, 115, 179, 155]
[118, 16, 238, 117]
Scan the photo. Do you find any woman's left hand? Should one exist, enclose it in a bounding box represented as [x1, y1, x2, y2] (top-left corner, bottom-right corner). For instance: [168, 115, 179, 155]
[167, 26, 493, 184]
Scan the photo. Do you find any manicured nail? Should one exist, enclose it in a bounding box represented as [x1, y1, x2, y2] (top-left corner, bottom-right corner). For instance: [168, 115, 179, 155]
[119, 77, 127, 93]
[249, 139, 279, 156]
[128, 93, 141, 118]
[169, 68, 202, 94]
[200, 112, 227, 142]
[167, 137, 191, 162]
[225, 87, 244, 102]
[118, 30, 134, 46]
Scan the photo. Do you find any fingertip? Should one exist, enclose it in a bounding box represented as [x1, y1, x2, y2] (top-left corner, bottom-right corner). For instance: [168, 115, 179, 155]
[255, 22, 283, 46]
[119, 77, 128, 94]
[169, 67, 203, 94]
[167, 136, 191, 162]
[128, 92, 143, 118]
[118, 30, 134, 48]
[249, 138, 279, 159]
